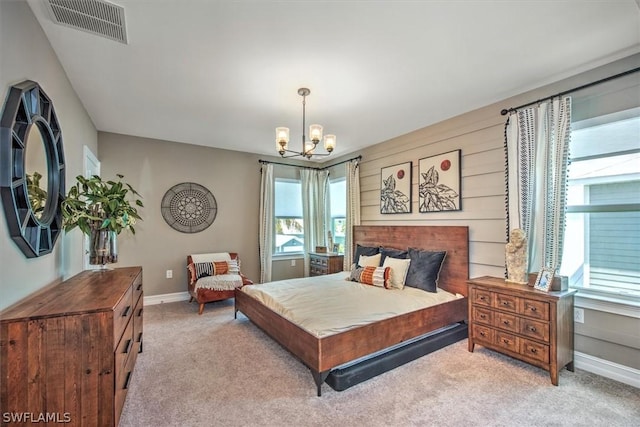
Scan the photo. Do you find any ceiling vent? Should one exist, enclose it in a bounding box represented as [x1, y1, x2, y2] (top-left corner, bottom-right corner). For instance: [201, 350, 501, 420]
[45, 0, 128, 44]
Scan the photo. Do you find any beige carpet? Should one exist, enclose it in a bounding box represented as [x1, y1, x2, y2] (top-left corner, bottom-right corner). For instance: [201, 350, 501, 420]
[119, 300, 639, 427]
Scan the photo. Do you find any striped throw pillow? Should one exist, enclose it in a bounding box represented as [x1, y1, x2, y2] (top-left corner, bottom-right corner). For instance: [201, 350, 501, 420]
[359, 266, 390, 288]
[191, 262, 214, 281]
[227, 259, 240, 274]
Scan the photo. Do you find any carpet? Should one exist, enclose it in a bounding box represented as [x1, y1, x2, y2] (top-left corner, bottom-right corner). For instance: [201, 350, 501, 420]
[119, 300, 639, 426]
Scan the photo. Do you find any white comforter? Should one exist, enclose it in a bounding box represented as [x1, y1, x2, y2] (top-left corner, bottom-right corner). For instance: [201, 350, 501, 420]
[241, 272, 461, 338]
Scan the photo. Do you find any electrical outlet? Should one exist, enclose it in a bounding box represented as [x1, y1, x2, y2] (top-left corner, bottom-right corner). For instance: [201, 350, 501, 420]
[291, 259, 296, 267]
[166, 269, 173, 279]
[574, 308, 584, 323]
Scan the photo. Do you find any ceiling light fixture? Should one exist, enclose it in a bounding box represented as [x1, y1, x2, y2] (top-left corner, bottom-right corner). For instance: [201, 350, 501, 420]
[276, 88, 336, 159]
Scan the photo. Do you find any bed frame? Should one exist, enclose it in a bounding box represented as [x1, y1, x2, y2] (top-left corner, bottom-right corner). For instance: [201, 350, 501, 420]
[234, 225, 469, 395]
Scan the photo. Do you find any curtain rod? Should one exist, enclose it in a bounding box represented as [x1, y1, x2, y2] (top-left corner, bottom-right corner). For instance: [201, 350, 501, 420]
[500, 66, 640, 116]
[258, 155, 362, 170]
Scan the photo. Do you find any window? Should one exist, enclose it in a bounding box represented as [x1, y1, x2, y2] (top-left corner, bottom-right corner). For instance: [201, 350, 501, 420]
[560, 108, 640, 299]
[329, 178, 346, 253]
[274, 179, 304, 254]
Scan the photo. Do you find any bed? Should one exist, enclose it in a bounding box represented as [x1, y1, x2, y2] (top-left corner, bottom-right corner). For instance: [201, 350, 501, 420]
[234, 225, 469, 395]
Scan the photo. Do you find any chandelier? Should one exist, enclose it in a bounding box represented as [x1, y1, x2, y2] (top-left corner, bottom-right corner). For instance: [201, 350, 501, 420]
[276, 88, 336, 159]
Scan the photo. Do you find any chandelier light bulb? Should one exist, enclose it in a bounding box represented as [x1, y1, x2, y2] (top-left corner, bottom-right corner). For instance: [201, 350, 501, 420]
[275, 127, 289, 153]
[309, 124, 323, 143]
[324, 134, 336, 152]
[275, 88, 336, 159]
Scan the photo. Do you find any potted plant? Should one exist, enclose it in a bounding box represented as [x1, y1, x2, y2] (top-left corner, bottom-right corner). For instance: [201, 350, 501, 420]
[61, 174, 143, 266]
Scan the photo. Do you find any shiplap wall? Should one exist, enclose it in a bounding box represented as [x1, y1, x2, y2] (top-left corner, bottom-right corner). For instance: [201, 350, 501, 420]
[357, 105, 507, 279]
[345, 53, 640, 284]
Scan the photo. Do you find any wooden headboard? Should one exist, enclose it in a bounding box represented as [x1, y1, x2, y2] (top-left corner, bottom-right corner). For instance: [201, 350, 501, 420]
[353, 225, 469, 297]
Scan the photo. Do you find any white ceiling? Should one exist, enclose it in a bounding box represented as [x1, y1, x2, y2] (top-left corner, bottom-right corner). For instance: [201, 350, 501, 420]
[27, 0, 640, 162]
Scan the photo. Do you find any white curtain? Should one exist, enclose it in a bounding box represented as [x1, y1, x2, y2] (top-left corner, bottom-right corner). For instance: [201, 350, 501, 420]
[259, 163, 274, 283]
[344, 158, 361, 269]
[506, 97, 571, 273]
[300, 168, 329, 276]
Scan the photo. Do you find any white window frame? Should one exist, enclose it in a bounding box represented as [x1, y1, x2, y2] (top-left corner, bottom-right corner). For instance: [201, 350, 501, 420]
[273, 178, 304, 257]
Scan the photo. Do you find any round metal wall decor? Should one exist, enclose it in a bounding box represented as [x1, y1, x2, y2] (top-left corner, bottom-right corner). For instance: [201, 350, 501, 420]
[161, 182, 217, 233]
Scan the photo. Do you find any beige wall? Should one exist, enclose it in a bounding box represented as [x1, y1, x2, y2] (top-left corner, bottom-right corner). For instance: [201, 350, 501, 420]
[0, 1, 97, 311]
[97, 132, 262, 297]
[355, 54, 640, 371]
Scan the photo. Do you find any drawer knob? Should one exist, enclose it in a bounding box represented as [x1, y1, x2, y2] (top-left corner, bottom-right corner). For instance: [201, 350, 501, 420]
[480, 331, 486, 337]
[503, 320, 510, 325]
[502, 301, 509, 306]
[530, 306, 537, 312]
[530, 348, 538, 354]
[502, 339, 510, 344]
[480, 314, 486, 319]
[529, 326, 537, 332]
[479, 296, 487, 301]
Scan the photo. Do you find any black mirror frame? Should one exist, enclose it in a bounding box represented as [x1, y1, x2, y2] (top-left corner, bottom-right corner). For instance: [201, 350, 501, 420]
[0, 80, 66, 258]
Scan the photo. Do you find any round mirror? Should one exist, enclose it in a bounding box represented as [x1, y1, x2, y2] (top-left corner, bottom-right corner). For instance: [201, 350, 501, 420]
[0, 80, 66, 258]
[24, 123, 49, 220]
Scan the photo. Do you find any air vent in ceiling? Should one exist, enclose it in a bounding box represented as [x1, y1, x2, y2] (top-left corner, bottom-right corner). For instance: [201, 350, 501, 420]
[45, 0, 128, 44]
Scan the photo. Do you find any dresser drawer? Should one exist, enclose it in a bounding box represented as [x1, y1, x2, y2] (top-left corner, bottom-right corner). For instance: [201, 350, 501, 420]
[520, 339, 550, 364]
[520, 298, 549, 321]
[519, 318, 550, 343]
[494, 311, 518, 333]
[495, 330, 518, 352]
[113, 284, 134, 347]
[134, 294, 144, 353]
[115, 315, 135, 379]
[472, 306, 492, 325]
[132, 273, 143, 305]
[115, 341, 138, 427]
[493, 292, 518, 313]
[471, 324, 494, 343]
[472, 288, 492, 307]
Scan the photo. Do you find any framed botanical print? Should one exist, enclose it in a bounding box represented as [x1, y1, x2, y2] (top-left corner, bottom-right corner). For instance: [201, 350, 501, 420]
[380, 161, 412, 214]
[418, 149, 461, 212]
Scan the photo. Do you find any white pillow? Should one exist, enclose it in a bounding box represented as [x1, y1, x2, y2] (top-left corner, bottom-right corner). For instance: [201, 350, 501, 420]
[358, 253, 381, 267]
[382, 257, 411, 290]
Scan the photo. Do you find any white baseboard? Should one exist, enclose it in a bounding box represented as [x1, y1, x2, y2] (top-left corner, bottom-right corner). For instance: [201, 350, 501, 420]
[575, 351, 640, 389]
[144, 291, 190, 306]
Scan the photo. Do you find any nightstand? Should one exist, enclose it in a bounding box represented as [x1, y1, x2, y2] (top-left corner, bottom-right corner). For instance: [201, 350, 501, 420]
[467, 276, 577, 385]
[309, 252, 344, 276]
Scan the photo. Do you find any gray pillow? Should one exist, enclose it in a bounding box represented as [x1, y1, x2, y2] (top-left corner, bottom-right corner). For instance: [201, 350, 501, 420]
[404, 248, 447, 293]
[379, 246, 408, 264]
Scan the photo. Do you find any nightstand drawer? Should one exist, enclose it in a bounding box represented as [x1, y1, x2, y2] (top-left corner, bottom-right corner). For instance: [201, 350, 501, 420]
[520, 339, 550, 364]
[472, 288, 492, 307]
[519, 318, 550, 343]
[495, 330, 518, 352]
[493, 292, 518, 313]
[472, 324, 494, 343]
[520, 299, 549, 321]
[472, 307, 493, 325]
[494, 312, 518, 333]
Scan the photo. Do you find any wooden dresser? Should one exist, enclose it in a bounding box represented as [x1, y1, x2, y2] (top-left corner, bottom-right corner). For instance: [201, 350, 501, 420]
[0, 267, 143, 426]
[309, 252, 344, 276]
[467, 276, 576, 385]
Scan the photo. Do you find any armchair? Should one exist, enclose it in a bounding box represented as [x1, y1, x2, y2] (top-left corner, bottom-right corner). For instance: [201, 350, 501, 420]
[187, 252, 253, 314]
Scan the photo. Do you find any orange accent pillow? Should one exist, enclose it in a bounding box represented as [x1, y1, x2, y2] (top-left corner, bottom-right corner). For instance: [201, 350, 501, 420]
[359, 266, 390, 288]
[213, 261, 229, 275]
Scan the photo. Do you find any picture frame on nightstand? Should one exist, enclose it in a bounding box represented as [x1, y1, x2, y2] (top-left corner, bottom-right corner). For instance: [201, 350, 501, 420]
[534, 267, 555, 292]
